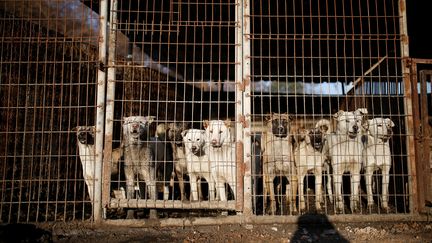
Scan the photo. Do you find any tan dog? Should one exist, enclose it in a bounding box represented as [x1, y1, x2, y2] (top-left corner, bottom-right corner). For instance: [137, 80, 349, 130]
[182, 129, 214, 201]
[322, 108, 368, 213]
[362, 117, 395, 212]
[167, 122, 190, 201]
[204, 119, 236, 201]
[294, 127, 326, 213]
[261, 113, 297, 215]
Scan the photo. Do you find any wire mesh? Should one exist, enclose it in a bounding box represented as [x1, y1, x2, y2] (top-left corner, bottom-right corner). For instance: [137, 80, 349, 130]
[0, 0, 424, 223]
[249, 0, 411, 215]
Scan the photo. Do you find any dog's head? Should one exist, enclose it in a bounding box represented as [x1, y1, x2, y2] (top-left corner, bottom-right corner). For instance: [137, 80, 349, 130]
[122, 116, 155, 145]
[294, 127, 325, 151]
[203, 119, 232, 148]
[168, 122, 190, 146]
[315, 119, 332, 135]
[74, 126, 96, 145]
[155, 123, 168, 139]
[182, 129, 206, 155]
[265, 113, 293, 138]
[333, 108, 368, 139]
[366, 118, 395, 142]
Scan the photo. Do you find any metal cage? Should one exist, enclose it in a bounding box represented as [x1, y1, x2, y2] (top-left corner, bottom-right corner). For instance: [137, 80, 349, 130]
[0, 0, 428, 223]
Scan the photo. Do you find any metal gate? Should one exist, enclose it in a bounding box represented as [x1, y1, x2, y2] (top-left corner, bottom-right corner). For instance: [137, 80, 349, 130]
[0, 0, 423, 223]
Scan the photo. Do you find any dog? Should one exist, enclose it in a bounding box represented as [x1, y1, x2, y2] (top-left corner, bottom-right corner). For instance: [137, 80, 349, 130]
[182, 129, 214, 201]
[322, 108, 368, 213]
[150, 123, 174, 200]
[122, 116, 156, 200]
[315, 118, 334, 203]
[74, 126, 122, 202]
[294, 126, 327, 213]
[261, 113, 297, 215]
[362, 117, 395, 212]
[166, 122, 190, 201]
[203, 119, 236, 202]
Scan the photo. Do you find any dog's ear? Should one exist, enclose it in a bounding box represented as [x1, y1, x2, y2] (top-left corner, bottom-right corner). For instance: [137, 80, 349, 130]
[72, 126, 79, 132]
[333, 110, 345, 119]
[265, 114, 272, 123]
[288, 114, 294, 121]
[146, 116, 156, 124]
[224, 119, 232, 128]
[181, 129, 188, 138]
[203, 120, 209, 129]
[355, 108, 368, 116]
[386, 118, 395, 127]
[182, 122, 191, 129]
[315, 119, 331, 135]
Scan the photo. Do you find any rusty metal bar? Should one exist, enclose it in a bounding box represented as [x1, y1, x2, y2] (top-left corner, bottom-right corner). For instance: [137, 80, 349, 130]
[419, 70, 432, 208]
[109, 199, 237, 210]
[95, 0, 109, 223]
[236, 0, 252, 216]
[102, 0, 118, 217]
[399, 0, 416, 214]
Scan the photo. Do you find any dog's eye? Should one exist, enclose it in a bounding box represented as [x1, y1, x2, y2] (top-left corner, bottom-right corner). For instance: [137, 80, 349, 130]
[219, 130, 223, 134]
[197, 139, 200, 141]
[209, 130, 213, 133]
[188, 138, 191, 141]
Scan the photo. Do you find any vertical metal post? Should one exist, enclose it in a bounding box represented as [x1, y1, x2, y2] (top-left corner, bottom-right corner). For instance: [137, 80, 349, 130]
[399, 0, 417, 213]
[95, 0, 109, 222]
[102, 0, 118, 215]
[236, 0, 252, 215]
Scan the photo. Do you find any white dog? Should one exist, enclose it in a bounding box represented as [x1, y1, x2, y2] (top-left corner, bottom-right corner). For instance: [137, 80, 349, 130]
[74, 126, 122, 202]
[182, 129, 215, 201]
[362, 117, 395, 212]
[294, 127, 327, 213]
[203, 120, 236, 202]
[122, 116, 156, 200]
[322, 108, 368, 213]
[261, 113, 297, 215]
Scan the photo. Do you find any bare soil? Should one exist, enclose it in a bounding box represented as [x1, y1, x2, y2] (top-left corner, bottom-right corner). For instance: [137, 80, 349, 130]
[1, 217, 431, 243]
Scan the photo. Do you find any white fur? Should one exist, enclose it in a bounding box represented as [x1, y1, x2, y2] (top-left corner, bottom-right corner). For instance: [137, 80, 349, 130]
[322, 108, 368, 213]
[182, 129, 214, 201]
[204, 120, 236, 202]
[362, 117, 394, 211]
[75, 126, 122, 202]
[75, 126, 96, 202]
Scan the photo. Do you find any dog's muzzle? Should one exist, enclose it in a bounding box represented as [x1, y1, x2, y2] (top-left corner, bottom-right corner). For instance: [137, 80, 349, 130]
[211, 140, 222, 148]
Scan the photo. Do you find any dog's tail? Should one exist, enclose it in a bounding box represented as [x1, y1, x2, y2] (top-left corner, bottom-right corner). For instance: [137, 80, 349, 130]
[315, 119, 332, 135]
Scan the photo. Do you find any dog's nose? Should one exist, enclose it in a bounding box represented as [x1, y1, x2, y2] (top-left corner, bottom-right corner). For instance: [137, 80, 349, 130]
[352, 125, 358, 132]
[191, 145, 197, 151]
[211, 139, 218, 145]
[278, 126, 285, 133]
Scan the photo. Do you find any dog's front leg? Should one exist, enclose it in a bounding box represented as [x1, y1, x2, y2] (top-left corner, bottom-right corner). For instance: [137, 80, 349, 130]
[350, 171, 361, 213]
[298, 171, 306, 213]
[124, 165, 135, 199]
[365, 166, 375, 210]
[175, 166, 186, 201]
[315, 169, 323, 212]
[381, 164, 391, 212]
[289, 174, 298, 214]
[333, 172, 344, 213]
[189, 173, 199, 201]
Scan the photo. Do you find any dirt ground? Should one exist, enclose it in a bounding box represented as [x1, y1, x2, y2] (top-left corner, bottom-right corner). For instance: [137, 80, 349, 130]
[1, 216, 431, 243]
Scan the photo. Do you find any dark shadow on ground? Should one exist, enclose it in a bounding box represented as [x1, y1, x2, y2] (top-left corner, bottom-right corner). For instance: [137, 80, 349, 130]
[0, 223, 52, 243]
[291, 213, 349, 243]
